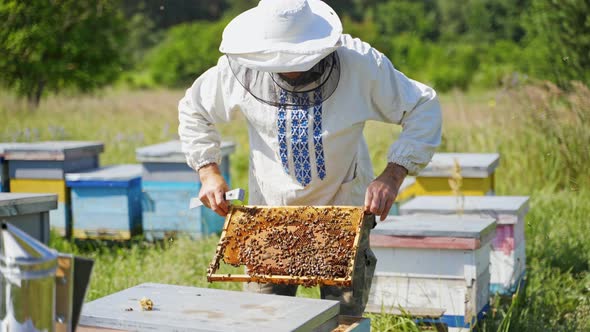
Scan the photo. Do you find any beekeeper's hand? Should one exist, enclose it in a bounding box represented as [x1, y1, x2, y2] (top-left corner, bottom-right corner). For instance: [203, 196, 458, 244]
[198, 163, 230, 216]
[365, 163, 408, 221]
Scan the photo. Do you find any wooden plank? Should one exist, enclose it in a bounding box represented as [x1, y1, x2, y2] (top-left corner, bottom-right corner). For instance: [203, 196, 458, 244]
[375, 215, 496, 239]
[4, 141, 104, 161]
[208, 274, 351, 286]
[0, 193, 58, 216]
[66, 164, 142, 183]
[371, 234, 482, 250]
[364, 304, 445, 318]
[80, 283, 339, 332]
[418, 153, 500, 178]
[400, 196, 530, 221]
[9, 157, 98, 179]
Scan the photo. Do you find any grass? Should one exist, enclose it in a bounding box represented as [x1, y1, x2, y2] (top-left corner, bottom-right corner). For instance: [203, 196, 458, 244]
[1, 81, 589, 331]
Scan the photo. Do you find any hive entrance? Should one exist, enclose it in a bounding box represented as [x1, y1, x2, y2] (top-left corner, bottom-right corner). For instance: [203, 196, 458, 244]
[208, 206, 366, 287]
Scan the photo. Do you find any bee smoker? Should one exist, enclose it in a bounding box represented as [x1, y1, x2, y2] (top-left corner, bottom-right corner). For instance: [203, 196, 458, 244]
[0, 222, 94, 332]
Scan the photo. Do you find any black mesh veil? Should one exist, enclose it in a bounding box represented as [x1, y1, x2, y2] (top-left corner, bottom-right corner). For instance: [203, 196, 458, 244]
[227, 52, 341, 108]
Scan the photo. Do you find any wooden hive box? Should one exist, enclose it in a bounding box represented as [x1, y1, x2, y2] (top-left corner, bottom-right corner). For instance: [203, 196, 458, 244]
[416, 153, 500, 196]
[136, 140, 235, 239]
[400, 195, 530, 295]
[209, 206, 368, 287]
[0, 143, 27, 192]
[66, 165, 142, 240]
[79, 283, 341, 332]
[368, 214, 496, 332]
[0, 193, 57, 244]
[6, 141, 104, 236]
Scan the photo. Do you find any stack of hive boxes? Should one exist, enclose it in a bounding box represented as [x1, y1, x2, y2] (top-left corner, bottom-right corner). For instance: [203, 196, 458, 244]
[66, 164, 143, 240]
[368, 215, 496, 332]
[5, 141, 104, 236]
[400, 196, 530, 295]
[136, 140, 235, 239]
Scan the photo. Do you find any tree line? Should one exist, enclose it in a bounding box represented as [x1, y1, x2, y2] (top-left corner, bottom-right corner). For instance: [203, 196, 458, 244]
[0, 0, 588, 107]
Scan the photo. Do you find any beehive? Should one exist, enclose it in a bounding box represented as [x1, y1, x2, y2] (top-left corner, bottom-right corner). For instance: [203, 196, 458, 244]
[0, 193, 57, 244]
[209, 206, 368, 287]
[368, 214, 496, 332]
[136, 140, 235, 239]
[400, 195, 530, 294]
[0, 143, 27, 192]
[66, 165, 142, 240]
[79, 283, 341, 332]
[5, 141, 104, 236]
[416, 153, 500, 196]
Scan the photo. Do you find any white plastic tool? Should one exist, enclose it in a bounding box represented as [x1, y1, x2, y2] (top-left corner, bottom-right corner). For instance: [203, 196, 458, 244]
[189, 188, 245, 209]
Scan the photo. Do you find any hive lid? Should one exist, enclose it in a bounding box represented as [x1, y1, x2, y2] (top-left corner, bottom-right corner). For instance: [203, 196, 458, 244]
[136, 140, 235, 162]
[80, 283, 340, 332]
[375, 214, 496, 239]
[0, 193, 58, 217]
[400, 196, 530, 221]
[418, 153, 500, 178]
[0, 222, 57, 278]
[4, 141, 104, 161]
[0, 143, 27, 158]
[66, 164, 142, 188]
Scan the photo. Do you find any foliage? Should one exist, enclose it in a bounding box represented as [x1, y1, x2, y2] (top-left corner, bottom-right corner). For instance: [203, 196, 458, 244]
[522, 0, 590, 87]
[0, 0, 127, 107]
[144, 20, 227, 88]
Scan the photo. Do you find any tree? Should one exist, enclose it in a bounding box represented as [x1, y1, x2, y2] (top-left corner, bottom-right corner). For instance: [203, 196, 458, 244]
[0, 0, 127, 107]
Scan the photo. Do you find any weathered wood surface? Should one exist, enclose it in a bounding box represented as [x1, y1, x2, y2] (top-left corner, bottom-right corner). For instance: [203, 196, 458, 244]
[400, 196, 530, 223]
[66, 164, 142, 182]
[490, 242, 526, 291]
[80, 283, 340, 332]
[136, 140, 235, 163]
[4, 141, 104, 161]
[374, 215, 496, 239]
[418, 152, 500, 178]
[0, 193, 58, 216]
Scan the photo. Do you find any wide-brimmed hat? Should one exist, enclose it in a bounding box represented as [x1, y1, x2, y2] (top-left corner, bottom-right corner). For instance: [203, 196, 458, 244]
[220, 0, 342, 73]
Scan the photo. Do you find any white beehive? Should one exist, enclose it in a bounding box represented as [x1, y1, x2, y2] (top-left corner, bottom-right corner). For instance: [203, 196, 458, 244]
[400, 195, 529, 294]
[368, 215, 496, 332]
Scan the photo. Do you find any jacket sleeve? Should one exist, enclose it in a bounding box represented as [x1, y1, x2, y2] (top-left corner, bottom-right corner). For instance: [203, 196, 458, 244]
[370, 54, 442, 175]
[178, 62, 235, 171]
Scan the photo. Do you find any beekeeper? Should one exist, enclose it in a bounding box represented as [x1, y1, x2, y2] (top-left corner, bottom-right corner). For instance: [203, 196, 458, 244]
[178, 0, 442, 315]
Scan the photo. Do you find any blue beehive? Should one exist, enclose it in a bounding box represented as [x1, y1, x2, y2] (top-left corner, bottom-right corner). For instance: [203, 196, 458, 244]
[66, 164, 142, 240]
[136, 140, 235, 239]
[5, 141, 104, 236]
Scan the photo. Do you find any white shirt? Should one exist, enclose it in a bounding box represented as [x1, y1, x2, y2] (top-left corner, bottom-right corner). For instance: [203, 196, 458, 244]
[178, 34, 442, 206]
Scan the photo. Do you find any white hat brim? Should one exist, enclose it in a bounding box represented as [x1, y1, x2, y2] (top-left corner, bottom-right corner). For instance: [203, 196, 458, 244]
[220, 0, 342, 72]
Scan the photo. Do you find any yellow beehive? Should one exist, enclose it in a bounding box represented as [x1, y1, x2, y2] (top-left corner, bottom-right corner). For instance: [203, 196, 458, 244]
[415, 153, 500, 196]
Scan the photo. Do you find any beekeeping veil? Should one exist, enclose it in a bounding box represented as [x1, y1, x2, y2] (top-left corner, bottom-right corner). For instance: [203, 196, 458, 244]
[219, 0, 342, 107]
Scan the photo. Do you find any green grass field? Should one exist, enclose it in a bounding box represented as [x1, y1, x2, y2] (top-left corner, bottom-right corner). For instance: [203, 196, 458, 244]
[1, 82, 589, 331]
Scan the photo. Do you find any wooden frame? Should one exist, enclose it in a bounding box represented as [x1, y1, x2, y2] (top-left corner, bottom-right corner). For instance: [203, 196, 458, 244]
[208, 205, 367, 287]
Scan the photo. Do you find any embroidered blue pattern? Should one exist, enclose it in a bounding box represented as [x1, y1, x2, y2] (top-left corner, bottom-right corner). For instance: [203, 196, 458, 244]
[276, 90, 326, 186]
[277, 90, 289, 174]
[290, 93, 312, 186]
[312, 90, 326, 180]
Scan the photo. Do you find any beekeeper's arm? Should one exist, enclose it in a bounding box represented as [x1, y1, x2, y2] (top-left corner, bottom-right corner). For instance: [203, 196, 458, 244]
[366, 52, 442, 220]
[178, 60, 234, 216]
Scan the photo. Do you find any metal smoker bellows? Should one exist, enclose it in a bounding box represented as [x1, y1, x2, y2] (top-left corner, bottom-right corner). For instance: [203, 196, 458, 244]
[0, 222, 94, 332]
